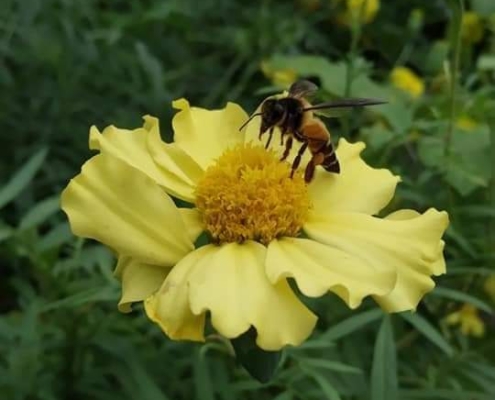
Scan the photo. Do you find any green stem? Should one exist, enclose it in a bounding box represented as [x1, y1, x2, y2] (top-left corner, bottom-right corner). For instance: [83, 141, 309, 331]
[444, 0, 464, 160]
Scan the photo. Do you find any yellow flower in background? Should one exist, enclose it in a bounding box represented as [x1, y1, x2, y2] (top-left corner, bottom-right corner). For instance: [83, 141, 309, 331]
[344, 0, 380, 24]
[461, 12, 484, 44]
[261, 61, 297, 89]
[446, 304, 485, 337]
[61, 97, 448, 350]
[484, 275, 495, 302]
[456, 115, 478, 132]
[390, 66, 425, 99]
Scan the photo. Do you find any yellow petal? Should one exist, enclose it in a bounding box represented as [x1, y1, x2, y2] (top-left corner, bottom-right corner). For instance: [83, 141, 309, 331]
[61, 154, 193, 266]
[178, 208, 204, 243]
[187, 242, 317, 350]
[266, 238, 396, 308]
[114, 256, 169, 313]
[144, 246, 211, 342]
[172, 99, 248, 169]
[445, 311, 461, 325]
[308, 139, 400, 215]
[386, 210, 446, 275]
[304, 208, 449, 312]
[90, 116, 202, 202]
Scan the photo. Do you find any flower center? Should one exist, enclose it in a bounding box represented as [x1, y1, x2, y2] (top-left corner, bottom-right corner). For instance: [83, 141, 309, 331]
[195, 144, 311, 245]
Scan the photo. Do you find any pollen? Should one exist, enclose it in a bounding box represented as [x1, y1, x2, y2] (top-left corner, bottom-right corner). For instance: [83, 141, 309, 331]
[194, 144, 311, 245]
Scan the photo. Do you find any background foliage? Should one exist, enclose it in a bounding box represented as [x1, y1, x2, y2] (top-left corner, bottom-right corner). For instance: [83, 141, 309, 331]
[1, 0, 495, 399]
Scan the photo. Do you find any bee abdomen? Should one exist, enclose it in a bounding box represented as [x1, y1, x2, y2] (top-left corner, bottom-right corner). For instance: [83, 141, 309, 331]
[321, 143, 340, 173]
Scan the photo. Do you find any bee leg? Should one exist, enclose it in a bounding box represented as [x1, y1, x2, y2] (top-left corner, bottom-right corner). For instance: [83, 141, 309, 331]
[290, 142, 308, 178]
[304, 153, 325, 183]
[280, 128, 287, 145]
[264, 127, 274, 149]
[281, 136, 293, 161]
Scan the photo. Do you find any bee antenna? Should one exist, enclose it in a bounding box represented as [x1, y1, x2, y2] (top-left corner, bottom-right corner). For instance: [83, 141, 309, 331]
[239, 113, 262, 131]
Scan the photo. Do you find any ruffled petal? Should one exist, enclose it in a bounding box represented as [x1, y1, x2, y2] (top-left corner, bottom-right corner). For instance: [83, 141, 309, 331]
[304, 208, 449, 312]
[178, 208, 204, 243]
[265, 238, 396, 308]
[172, 99, 248, 169]
[61, 154, 193, 266]
[308, 139, 400, 215]
[114, 256, 169, 313]
[90, 116, 202, 202]
[188, 242, 317, 350]
[144, 246, 211, 342]
[373, 210, 448, 311]
[145, 243, 317, 350]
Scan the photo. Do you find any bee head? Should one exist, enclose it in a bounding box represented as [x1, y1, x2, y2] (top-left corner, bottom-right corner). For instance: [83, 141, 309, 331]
[260, 99, 285, 133]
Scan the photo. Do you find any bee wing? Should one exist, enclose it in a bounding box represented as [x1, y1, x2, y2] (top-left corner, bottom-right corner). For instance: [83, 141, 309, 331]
[288, 79, 319, 99]
[304, 98, 387, 115]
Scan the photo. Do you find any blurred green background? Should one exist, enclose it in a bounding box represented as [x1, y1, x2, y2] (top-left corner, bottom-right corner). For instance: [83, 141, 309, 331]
[2, 0, 495, 399]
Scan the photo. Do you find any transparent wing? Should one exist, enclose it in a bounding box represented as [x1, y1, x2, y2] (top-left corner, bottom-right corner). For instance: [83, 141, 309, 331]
[305, 98, 387, 118]
[288, 80, 319, 99]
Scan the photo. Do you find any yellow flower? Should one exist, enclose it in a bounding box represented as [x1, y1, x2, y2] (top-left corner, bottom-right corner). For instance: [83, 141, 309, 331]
[341, 0, 380, 25]
[446, 304, 485, 337]
[456, 115, 478, 131]
[61, 97, 448, 350]
[261, 61, 298, 89]
[390, 66, 425, 99]
[484, 274, 495, 302]
[461, 12, 484, 44]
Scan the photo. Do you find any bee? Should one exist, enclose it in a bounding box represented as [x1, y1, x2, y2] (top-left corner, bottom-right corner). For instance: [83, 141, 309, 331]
[239, 80, 386, 182]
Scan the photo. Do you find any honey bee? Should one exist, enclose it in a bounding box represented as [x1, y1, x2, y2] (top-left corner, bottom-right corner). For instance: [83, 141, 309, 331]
[239, 80, 386, 182]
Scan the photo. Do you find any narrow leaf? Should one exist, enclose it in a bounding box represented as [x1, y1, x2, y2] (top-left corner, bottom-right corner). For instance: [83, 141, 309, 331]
[19, 195, 60, 230]
[400, 312, 454, 356]
[322, 308, 383, 341]
[371, 315, 398, 400]
[0, 148, 48, 209]
[432, 287, 493, 313]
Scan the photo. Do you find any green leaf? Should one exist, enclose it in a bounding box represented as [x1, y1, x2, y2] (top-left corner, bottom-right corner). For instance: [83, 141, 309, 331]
[300, 358, 362, 374]
[471, 0, 495, 16]
[231, 327, 282, 383]
[477, 55, 495, 71]
[41, 286, 118, 311]
[194, 350, 216, 400]
[417, 129, 491, 196]
[19, 195, 60, 231]
[0, 223, 13, 243]
[400, 388, 493, 400]
[432, 287, 493, 313]
[371, 315, 398, 400]
[322, 308, 383, 341]
[424, 40, 450, 73]
[0, 147, 48, 209]
[379, 101, 414, 135]
[301, 366, 342, 400]
[400, 312, 454, 356]
[268, 55, 389, 99]
[455, 205, 495, 218]
[445, 225, 478, 259]
[36, 222, 73, 252]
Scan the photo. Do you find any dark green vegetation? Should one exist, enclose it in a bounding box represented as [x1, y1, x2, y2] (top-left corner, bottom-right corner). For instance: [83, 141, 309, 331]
[1, 0, 495, 399]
